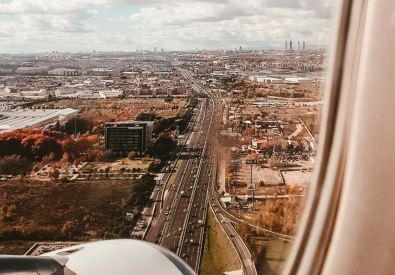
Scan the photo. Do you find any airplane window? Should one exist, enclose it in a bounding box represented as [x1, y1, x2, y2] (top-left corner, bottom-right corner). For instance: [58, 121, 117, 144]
[0, 0, 340, 274]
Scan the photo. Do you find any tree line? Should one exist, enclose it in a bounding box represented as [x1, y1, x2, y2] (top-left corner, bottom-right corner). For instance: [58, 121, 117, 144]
[0, 129, 99, 174]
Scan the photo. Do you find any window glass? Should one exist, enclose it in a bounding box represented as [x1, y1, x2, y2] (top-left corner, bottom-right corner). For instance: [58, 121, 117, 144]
[0, 0, 337, 274]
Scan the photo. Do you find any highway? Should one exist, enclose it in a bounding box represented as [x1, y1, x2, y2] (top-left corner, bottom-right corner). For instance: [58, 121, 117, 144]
[144, 68, 218, 273]
[144, 68, 258, 275]
[183, 68, 258, 275]
[144, 97, 206, 244]
[178, 69, 258, 275]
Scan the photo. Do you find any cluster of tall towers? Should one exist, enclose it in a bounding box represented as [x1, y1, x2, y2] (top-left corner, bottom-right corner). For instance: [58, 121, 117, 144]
[285, 40, 306, 51]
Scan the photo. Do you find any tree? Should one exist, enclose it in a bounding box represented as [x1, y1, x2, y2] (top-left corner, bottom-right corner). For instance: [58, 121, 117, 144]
[127, 151, 136, 160]
[61, 152, 70, 163]
[49, 168, 60, 179]
[103, 149, 114, 162]
[42, 152, 55, 164]
[136, 113, 159, 121]
[53, 120, 61, 131]
[154, 118, 176, 134]
[149, 136, 177, 160]
[63, 117, 93, 135]
[61, 135, 97, 160]
[61, 220, 76, 236]
[6, 204, 17, 219]
[0, 155, 32, 175]
[30, 135, 62, 160]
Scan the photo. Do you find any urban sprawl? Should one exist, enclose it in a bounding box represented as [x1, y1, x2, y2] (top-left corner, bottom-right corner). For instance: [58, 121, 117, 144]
[0, 46, 324, 274]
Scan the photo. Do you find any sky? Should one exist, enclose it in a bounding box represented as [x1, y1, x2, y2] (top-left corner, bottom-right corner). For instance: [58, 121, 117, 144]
[0, 0, 335, 53]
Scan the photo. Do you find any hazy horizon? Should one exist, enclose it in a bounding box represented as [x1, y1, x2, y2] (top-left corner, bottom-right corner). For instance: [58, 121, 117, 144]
[0, 0, 333, 53]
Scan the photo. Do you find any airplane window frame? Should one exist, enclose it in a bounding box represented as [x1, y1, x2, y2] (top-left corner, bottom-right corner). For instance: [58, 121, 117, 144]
[284, 1, 368, 274]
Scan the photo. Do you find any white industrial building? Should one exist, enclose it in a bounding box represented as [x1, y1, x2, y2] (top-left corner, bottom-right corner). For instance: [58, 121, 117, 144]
[55, 88, 97, 99]
[0, 88, 49, 101]
[99, 89, 123, 99]
[48, 68, 81, 76]
[16, 66, 49, 74]
[19, 89, 49, 100]
[249, 76, 283, 84]
[0, 108, 78, 133]
[55, 88, 123, 99]
[284, 77, 313, 84]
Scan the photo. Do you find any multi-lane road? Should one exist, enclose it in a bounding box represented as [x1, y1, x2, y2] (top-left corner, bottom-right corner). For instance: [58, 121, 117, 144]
[143, 68, 257, 275]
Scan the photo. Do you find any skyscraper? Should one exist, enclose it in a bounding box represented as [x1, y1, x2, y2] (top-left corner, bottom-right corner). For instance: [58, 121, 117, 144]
[290, 41, 293, 51]
[285, 40, 288, 51]
[303, 41, 306, 50]
[298, 41, 300, 50]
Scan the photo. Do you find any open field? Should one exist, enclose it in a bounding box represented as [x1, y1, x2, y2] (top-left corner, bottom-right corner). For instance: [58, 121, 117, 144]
[0, 179, 137, 253]
[200, 210, 240, 275]
[282, 170, 312, 185]
[0, 240, 36, 255]
[84, 158, 153, 173]
[250, 237, 291, 275]
[38, 98, 188, 124]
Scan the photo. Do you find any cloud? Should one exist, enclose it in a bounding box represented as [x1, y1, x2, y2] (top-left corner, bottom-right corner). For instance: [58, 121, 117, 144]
[0, 0, 335, 53]
[122, 0, 332, 50]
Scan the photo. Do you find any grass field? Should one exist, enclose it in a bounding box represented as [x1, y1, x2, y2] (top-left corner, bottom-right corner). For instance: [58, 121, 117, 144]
[0, 175, 158, 254]
[200, 210, 240, 275]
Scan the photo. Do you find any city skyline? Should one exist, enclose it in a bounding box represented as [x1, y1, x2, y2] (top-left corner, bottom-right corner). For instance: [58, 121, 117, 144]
[0, 0, 333, 53]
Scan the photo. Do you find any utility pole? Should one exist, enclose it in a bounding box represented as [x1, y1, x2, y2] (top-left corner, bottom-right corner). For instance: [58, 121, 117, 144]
[246, 159, 256, 210]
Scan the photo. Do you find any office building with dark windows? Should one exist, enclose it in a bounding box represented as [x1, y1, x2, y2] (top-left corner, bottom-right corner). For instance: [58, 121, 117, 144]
[104, 121, 153, 156]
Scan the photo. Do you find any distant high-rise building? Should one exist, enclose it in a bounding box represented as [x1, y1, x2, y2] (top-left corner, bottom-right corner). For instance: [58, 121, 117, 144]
[298, 41, 300, 50]
[290, 41, 293, 51]
[239, 46, 242, 52]
[285, 40, 288, 51]
[154, 47, 157, 53]
[303, 41, 306, 50]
